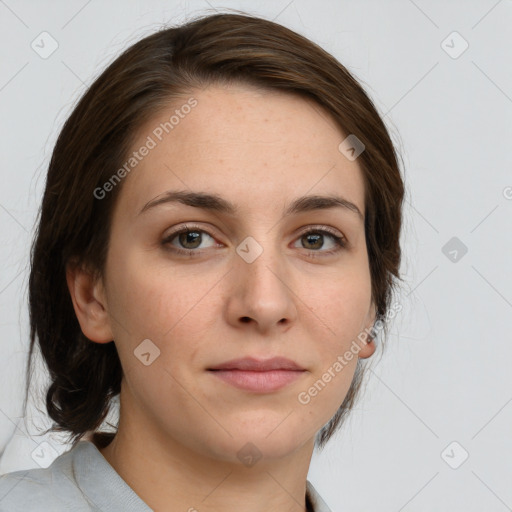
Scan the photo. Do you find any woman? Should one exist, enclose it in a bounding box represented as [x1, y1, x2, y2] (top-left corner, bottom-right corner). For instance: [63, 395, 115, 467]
[0, 11, 404, 511]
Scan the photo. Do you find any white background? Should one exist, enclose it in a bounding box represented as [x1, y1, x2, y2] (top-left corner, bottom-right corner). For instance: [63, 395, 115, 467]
[0, 1, 511, 510]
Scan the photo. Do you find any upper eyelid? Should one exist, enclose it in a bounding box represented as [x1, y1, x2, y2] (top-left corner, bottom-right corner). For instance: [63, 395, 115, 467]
[295, 224, 344, 238]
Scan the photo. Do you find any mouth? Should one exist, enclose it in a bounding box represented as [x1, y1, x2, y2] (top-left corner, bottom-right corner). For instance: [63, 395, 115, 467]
[207, 357, 306, 393]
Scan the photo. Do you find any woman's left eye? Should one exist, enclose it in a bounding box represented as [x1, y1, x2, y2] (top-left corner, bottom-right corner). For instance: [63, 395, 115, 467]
[291, 228, 346, 255]
[161, 225, 346, 257]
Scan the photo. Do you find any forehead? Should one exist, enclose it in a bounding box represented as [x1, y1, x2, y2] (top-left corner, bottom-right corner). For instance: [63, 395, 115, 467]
[116, 83, 366, 218]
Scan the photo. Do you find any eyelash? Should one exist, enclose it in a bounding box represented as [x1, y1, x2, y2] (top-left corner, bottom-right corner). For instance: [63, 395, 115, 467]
[161, 223, 347, 259]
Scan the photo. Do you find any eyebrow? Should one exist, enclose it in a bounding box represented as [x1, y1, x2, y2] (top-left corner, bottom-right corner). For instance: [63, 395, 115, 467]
[138, 190, 364, 221]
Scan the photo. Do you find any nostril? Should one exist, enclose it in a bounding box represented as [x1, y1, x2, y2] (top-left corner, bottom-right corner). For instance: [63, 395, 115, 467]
[240, 317, 251, 323]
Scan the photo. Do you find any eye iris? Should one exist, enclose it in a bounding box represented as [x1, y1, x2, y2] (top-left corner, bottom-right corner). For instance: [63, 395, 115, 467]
[303, 233, 323, 250]
[179, 231, 201, 249]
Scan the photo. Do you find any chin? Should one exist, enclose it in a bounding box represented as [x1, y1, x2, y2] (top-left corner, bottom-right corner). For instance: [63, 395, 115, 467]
[198, 416, 315, 465]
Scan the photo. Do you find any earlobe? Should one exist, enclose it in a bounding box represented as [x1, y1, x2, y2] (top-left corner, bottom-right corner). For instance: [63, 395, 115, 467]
[358, 337, 376, 359]
[358, 302, 377, 360]
[65, 262, 114, 343]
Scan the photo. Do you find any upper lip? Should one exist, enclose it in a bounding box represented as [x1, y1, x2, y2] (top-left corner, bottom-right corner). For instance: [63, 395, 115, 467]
[208, 357, 305, 371]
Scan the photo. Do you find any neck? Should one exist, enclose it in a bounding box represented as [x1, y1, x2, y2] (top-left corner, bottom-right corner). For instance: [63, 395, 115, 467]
[98, 429, 315, 512]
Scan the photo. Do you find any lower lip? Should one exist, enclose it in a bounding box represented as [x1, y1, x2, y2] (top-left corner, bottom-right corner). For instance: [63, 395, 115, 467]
[208, 369, 305, 392]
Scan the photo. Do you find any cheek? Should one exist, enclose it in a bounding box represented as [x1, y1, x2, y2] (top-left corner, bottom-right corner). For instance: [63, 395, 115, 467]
[105, 245, 219, 340]
[304, 268, 372, 341]
[104, 249, 228, 393]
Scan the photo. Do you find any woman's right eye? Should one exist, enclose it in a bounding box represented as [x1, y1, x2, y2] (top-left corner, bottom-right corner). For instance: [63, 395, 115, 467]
[162, 225, 219, 255]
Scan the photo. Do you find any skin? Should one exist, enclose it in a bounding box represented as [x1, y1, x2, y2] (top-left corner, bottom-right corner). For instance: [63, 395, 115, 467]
[67, 83, 376, 512]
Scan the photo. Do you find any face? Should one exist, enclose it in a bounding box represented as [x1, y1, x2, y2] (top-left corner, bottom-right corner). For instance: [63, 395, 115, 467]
[90, 83, 376, 463]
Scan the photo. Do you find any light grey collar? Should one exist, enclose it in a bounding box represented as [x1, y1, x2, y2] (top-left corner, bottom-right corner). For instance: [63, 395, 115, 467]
[306, 480, 333, 512]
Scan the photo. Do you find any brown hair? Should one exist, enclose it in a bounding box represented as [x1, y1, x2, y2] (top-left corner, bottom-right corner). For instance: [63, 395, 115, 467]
[25, 11, 405, 450]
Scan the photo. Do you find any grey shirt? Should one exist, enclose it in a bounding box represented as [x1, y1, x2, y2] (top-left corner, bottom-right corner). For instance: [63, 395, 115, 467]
[0, 441, 333, 511]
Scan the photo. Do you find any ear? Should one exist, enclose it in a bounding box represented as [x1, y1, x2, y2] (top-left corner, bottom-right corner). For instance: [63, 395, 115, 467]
[358, 301, 377, 360]
[66, 261, 114, 343]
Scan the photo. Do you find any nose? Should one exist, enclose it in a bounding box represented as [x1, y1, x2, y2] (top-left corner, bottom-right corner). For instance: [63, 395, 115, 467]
[224, 240, 298, 335]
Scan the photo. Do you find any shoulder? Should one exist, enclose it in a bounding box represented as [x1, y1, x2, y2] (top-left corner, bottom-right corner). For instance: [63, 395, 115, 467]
[0, 440, 152, 512]
[0, 444, 94, 512]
